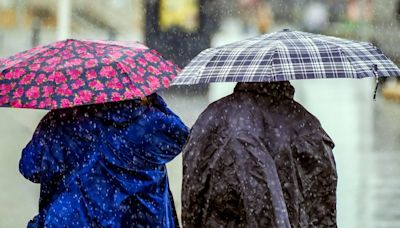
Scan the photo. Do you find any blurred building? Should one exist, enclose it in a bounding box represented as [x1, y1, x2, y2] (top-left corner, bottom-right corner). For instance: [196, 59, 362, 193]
[371, 0, 400, 64]
[0, 0, 143, 56]
[302, 1, 329, 32]
[145, 0, 223, 68]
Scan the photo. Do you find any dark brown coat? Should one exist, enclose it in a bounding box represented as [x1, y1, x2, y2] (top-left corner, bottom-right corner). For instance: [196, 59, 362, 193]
[182, 82, 337, 228]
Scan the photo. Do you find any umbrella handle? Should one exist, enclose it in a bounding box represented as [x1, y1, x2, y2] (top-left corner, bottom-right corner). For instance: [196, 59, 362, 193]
[373, 80, 379, 100]
[373, 64, 379, 101]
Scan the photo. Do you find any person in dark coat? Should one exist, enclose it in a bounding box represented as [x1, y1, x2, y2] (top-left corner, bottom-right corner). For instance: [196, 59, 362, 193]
[19, 94, 189, 228]
[182, 81, 337, 227]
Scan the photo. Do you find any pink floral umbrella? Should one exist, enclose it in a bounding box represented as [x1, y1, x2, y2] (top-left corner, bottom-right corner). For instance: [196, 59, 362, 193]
[0, 39, 180, 109]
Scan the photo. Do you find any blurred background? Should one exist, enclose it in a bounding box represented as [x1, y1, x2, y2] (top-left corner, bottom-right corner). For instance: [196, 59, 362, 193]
[0, 0, 400, 227]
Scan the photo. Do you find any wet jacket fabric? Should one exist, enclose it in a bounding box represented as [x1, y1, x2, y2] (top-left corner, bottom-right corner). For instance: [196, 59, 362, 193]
[19, 94, 189, 228]
[182, 82, 337, 228]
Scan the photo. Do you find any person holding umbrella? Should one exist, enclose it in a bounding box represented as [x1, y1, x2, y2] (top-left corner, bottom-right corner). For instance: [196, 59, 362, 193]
[175, 29, 400, 227]
[1, 39, 188, 227]
[20, 94, 188, 227]
[182, 81, 337, 227]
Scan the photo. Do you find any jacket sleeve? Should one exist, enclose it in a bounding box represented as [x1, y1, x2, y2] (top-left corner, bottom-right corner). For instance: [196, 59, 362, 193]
[182, 130, 292, 228]
[121, 106, 189, 166]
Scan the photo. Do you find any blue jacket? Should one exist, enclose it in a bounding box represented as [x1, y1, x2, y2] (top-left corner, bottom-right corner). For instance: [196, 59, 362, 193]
[19, 94, 189, 228]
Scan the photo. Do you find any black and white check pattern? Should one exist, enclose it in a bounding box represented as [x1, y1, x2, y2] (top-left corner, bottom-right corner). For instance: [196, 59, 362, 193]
[172, 29, 400, 85]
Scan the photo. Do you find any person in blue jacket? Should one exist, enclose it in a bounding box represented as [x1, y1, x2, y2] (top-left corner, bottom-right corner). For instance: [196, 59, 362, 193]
[19, 93, 189, 228]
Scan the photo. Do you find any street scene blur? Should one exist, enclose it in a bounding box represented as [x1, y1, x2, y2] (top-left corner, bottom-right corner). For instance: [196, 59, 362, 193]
[1, 0, 400, 227]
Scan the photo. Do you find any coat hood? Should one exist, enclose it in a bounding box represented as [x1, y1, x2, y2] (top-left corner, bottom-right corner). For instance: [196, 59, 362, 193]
[234, 81, 295, 100]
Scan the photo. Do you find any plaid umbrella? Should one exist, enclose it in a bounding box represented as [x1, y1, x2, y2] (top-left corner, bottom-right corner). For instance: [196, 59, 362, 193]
[0, 39, 179, 109]
[173, 29, 400, 85]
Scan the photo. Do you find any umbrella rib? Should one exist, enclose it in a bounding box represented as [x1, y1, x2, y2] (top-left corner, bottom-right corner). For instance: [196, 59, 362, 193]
[80, 39, 148, 51]
[174, 29, 400, 85]
[0, 44, 53, 72]
[294, 32, 362, 79]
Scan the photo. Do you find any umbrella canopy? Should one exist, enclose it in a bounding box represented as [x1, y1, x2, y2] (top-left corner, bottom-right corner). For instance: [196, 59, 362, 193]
[173, 29, 400, 85]
[0, 39, 179, 109]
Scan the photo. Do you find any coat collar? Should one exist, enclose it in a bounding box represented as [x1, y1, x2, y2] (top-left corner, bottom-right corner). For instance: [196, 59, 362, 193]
[234, 81, 295, 99]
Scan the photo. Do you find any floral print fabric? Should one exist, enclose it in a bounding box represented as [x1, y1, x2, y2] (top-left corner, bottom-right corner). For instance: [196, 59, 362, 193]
[0, 39, 180, 109]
